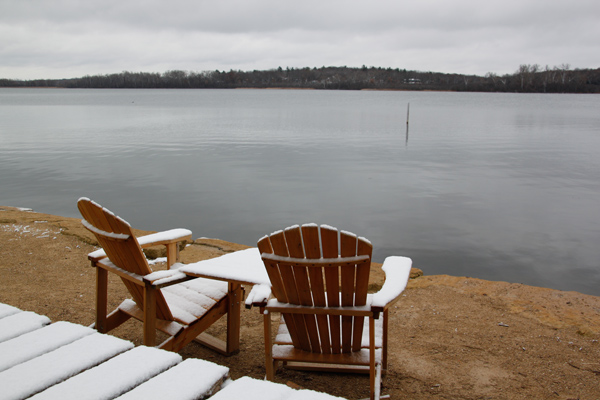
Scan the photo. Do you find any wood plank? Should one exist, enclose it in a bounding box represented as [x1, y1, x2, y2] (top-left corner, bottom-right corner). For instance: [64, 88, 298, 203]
[339, 232, 357, 307]
[28, 346, 181, 400]
[194, 332, 227, 354]
[165, 242, 178, 268]
[352, 261, 371, 351]
[270, 230, 311, 352]
[0, 303, 20, 319]
[352, 238, 372, 351]
[293, 264, 321, 353]
[226, 282, 242, 354]
[95, 266, 109, 333]
[301, 224, 321, 258]
[264, 310, 275, 380]
[300, 225, 326, 306]
[96, 259, 145, 285]
[102, 308, 131, 332]
[272, 344, 377, 366]
[382, 309, 389, 370]
[261, 259, 287, 303]
[340, 231, 357, 353]
[143, 282, 157, 347]
[355, 238, 373, 305]
[258, 237, 287, 301]
[283, 225, 304, 258]
[369, 316, 376, 400]
[260, 254, 370, 268]
[265, 304, 373, 317]
[303, 223, 331, 355]
[284, 227, 321, 352]
[283, 361, 372, 374]
[0, 312, 50, 343]
[0, 332, 133, 400]
[118, 301, 183, 337]
[115, 358, 228, 400]
[0, 321, 93, 373]
[320, 225, 341, 353]
[164, 296, 228, 353]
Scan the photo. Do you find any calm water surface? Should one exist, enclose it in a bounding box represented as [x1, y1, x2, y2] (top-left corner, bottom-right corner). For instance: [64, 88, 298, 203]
[1, 88, 599, 295]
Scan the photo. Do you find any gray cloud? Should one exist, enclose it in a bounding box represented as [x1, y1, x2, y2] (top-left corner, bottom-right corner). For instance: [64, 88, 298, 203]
[1, 0, 599, 79]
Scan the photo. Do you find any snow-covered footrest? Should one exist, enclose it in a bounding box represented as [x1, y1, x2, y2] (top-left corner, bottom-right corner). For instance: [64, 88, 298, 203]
[0, 321, 94, 373]
[29, 346, 181, 400]
[115, 358, 229, 400]
[0, 311, 51, 343]
[210, 376, 346, 400]
[0, 303, 21, 319]
[0, 333, 133, 400]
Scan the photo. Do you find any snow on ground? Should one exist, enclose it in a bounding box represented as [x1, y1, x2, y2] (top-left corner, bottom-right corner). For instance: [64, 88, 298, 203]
[1, 223, 63, 239]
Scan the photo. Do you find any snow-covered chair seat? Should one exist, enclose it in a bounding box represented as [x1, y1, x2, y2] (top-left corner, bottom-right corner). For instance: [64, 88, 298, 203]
[252, 224, 412, 400]
[77, 198, 232, 353]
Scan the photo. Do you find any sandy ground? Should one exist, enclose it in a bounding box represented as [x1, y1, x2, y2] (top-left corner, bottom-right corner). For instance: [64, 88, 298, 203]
[1, 206, 599, 399]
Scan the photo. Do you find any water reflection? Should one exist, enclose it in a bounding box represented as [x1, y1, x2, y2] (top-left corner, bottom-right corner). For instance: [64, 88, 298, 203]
[1, 89, 600, 295]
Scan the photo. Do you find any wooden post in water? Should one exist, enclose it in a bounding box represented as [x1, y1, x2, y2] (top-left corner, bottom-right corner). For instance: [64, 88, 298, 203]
[405, 102, 410, 145]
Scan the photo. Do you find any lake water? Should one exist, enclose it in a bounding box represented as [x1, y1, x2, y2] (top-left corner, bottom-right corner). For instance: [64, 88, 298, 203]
[1, 88, 599, 295]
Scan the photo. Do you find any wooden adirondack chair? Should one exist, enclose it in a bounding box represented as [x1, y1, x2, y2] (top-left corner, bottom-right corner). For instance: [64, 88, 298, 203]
[252, 224, 412, 400]
[78, 197, 239, 354]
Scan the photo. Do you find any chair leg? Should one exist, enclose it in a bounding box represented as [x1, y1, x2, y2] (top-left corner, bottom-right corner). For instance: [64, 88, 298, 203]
[263, 309, 275, 380]
[375, 362, 382, 400]
[369, 316, 377, 400]
[382, 309, 389, 371]
[226, 283, 242, 354]
[143, 282, 157, 347]
[95, 266, 108, 333]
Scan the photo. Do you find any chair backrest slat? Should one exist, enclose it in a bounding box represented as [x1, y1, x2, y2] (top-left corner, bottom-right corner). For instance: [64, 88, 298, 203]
[258, 239, 287, 302]
[284, 226, 321, 352]
[259, 224, 373, 355]
[264, 230, 310, 351]
[340, 231, 357, 353]
[301, 225, 331, 354]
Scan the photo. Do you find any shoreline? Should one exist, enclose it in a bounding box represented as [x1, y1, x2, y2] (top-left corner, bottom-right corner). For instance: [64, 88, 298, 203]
[1, 205, 599, 399]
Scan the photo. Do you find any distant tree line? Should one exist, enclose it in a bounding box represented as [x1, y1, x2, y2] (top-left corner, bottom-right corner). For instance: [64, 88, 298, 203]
[2, 64, 599, 93]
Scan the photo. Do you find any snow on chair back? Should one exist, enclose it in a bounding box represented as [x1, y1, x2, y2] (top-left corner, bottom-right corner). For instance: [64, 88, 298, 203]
[257, 224, 372, 354]
[77, 198, 174, 321]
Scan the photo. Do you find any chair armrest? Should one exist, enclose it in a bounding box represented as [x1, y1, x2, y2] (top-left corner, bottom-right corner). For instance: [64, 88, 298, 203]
[371, 256, 412, 313]
[137, 229, 192, 248]
[143, 267, 191, 288]
[87, 228, 192, 264]
[245, 284, 272, 309]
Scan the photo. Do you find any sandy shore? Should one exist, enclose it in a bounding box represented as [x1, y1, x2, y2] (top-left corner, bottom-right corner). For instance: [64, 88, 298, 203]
[1, 206, 599, 399]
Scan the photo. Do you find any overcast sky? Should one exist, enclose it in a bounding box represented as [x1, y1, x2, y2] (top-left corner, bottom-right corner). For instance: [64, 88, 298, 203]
[1, 0, 599, 80]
